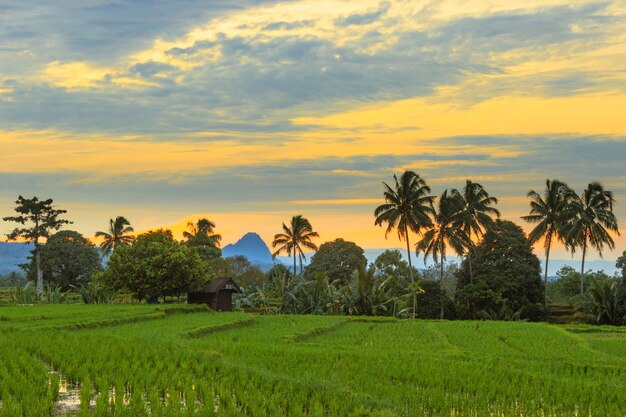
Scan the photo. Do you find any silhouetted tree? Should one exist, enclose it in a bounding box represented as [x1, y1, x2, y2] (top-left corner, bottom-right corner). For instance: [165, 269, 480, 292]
[272, 215, 319, 276]
[95, 216, 134, 256]
[3, 196, 71, 294]
[563, 183, 620, 296]
[374, 171, 434, 282]
[522, 179, 572, 308]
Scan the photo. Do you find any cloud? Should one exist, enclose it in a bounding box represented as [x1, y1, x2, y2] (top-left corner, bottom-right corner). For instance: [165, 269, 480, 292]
[1, 0, 622, 135]
[336, 2, 391, 26]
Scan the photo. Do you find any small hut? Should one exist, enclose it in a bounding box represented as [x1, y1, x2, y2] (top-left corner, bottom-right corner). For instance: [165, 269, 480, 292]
[187, 278, 241, 311]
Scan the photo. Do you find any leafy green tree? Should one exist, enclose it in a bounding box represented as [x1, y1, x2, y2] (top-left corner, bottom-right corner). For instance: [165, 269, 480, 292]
[412, 280, 454, 320]
[451, 180, 500, 284]
[272, 215, 319, 276]
[95, 216, 134, 256]
[339, 265, 387, 316]
[586, 278, 624, 325]
[36, 230, 101, 290]
[374, 171, 435, 282]
[522, 179, 572, 308]
[224, 255, 265, 289]
[265, 263, 293, 283]
[422, 261, 459, 296]
[617, 250, 626, 278]
[547, 266, 586, 305]
[98, 230, 207, 301]
[456, 220, 544, 321]
[417, 190, 469, 319]
[3, 196, 71, 295]
[373, 249, 416, 316]
[563, 183, 620, 296]
[373, 249, 414, 284]
[305, 238, 367, 284]
[182, 218, 222, 259]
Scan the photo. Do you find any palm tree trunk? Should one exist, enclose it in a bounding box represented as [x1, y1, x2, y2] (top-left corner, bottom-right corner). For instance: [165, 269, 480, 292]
[35, 242, 43, 296]
[468, 251, 473, 285]
[293, 252, 297, 279]
[405, 224, 414, 282]
[580, 238, 587, 296]
[440, 240, 445, 320]
[544, 238, 551, 310]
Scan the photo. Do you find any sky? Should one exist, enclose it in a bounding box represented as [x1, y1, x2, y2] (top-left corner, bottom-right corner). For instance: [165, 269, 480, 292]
[1, 0, 625, 266]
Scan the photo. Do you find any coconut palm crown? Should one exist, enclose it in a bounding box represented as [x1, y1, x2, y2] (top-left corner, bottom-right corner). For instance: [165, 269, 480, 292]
[563, 182, 620, 295]
[374, 170, 435, 282]
[272, 215, 319, 276]
[183, 218, 222, 246]
[416, 190, 470, 318]
[522, 179, 572, 308]
[95, 216, 135, 255]
[452, 180, 500, 284]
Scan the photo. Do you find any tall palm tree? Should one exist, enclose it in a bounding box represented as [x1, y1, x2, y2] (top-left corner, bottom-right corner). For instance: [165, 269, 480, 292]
[452, 180, 500, 284]
[563, 183, 620, 296]
[95, 216, 134, 255]
[272, 215, 319, 276]
[183, 218, 222, 245]
[374, 171, 435, 282]
[522, 179, 571, 308]
[416, 190, 469, 319]
[183, 218, 222, 259]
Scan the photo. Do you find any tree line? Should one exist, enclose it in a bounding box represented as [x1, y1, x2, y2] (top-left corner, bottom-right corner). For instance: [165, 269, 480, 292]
[2, 171, 624, 324]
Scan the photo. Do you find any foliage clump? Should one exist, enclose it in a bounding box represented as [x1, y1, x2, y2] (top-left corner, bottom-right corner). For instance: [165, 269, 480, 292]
[456, 220, 545, 321]
[98, 230, 208, 301]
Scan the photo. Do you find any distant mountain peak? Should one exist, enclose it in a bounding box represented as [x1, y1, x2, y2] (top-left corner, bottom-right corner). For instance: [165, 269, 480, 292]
[222, 232, 273, 264]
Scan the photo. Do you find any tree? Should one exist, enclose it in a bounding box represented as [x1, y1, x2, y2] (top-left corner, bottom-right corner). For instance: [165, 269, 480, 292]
[305, 239, 367, 284]
[34, 230, 101, 290]
[586, 278, 624, 325]
[456, 220, 544, 321]
[563, 183, 620, 296]
[374, 171, 435, 282]
[3, 196, 71, 295]
[272, 215, 319, 276]
[451, 180, 500, 284]
[98, 230, 207, 301]
[182, 218, 222, 260]
[95, 216, 134, 256]
[265, 263, 293, 284]
[374, 249, 417, 317]
[548, 266, 585, 305]
[522, 179, 571, 308]
[416, 190, 469, 319]
[338, 265, 387, 316]
[617, 251, 626, 279]
[224, 255, 264, 289]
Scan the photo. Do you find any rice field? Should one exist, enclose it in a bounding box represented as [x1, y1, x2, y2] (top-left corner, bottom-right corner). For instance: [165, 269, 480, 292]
[0, 305, 624, 416]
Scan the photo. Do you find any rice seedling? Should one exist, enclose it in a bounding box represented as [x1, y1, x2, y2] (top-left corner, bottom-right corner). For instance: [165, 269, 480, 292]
[0, 305, 624, 416]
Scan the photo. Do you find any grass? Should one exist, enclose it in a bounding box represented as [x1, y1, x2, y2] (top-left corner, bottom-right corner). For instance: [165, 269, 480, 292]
[0, 305, 625, 416]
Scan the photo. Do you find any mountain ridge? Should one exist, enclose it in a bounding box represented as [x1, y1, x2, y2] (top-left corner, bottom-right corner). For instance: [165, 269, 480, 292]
[222, 232, 274, 265]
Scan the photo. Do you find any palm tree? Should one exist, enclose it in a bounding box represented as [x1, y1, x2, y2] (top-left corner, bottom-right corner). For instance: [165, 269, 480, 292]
[183, 218, 222, 259]
[95, 216, 134, 255]
[452, 180, 500, 284]
[563, 183, 620, 296]
[374, 171, 435, 282]
[522, 179, 572, 308]
[416, 190, 469, 319]
[272, 215, 319, 277]
[183, 218, 222, 245]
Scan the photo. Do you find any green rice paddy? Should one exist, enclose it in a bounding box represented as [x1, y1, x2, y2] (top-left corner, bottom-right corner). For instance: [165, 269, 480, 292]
[0, 305, 624, 416]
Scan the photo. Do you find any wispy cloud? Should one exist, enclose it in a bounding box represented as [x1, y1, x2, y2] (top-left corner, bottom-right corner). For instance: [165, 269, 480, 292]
[1, 0, 625, 258]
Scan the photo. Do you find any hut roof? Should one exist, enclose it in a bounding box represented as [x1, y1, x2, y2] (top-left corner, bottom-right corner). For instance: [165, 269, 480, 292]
[200, 278, 241, 294]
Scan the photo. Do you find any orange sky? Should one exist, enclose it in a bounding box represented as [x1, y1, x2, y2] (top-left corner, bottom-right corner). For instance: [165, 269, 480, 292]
[1, 0, 625, 266]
